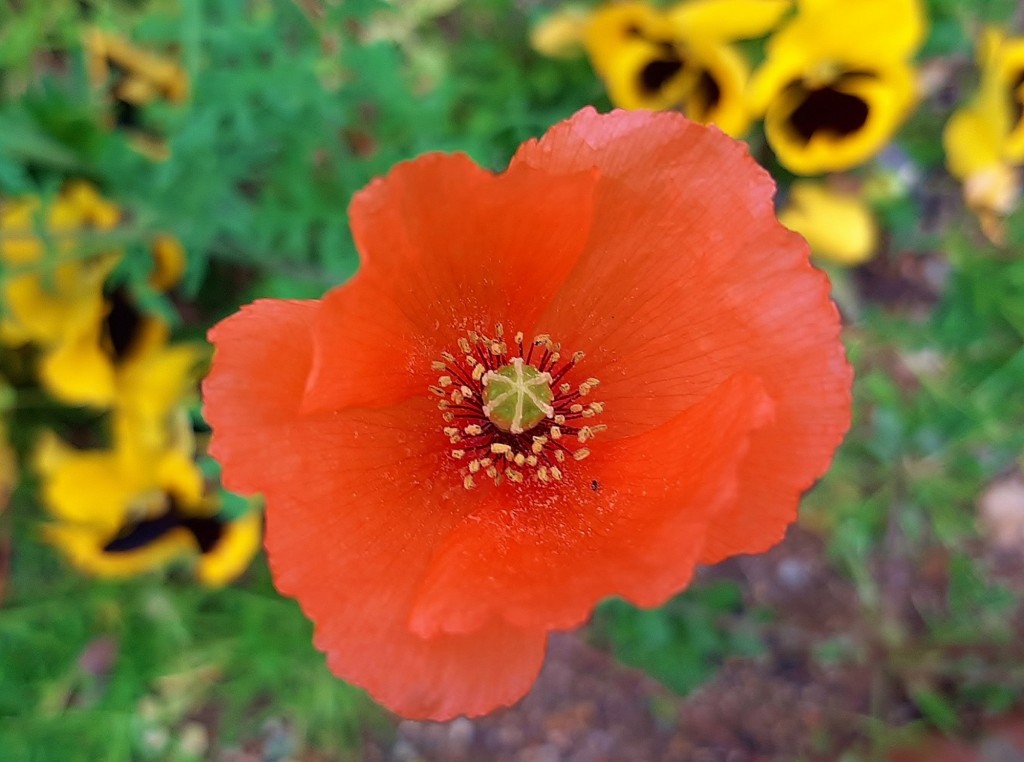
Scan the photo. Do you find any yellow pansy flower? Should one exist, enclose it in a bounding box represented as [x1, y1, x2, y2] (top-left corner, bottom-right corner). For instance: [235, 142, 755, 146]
[586, 2, 695, 110]
[0, 181, 198, 410]
[0, 183, 121, 350]
[41, 285, 204, 413]
[944, 28, 1024, 242]
[585, 0, 789, 136]
[749, 0, 926, 174]
[778, 181, 878, 265]
[85, 28, 189, 160]
[39, 412, 261, 585]
[45, 497, 262, 585]
[36, 412, 203, 536]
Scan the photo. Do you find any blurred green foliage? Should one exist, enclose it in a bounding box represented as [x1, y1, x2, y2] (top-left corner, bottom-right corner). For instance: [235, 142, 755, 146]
[591, 581, 766, 695]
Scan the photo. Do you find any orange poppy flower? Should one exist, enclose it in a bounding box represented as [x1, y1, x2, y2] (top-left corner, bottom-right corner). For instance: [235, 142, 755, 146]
[203, 108, 852, 720]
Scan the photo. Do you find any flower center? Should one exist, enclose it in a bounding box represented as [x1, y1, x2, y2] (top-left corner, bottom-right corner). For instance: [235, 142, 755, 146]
[430, 324, 606, 489]
[482, 358, 554, 434]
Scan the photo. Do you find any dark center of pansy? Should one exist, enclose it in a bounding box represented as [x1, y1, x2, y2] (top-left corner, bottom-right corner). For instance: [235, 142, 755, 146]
[105, 286, 144, 361]
[431, 325, 606, 489]
[786, 76, 872, 143]
[640, 56, 684, 94]
[1010, 69, 1024, 127]
[102, 492, 226, 555]
[691, 70, 722, 120]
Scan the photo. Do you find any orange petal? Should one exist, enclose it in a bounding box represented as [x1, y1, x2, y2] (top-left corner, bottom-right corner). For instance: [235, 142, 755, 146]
[205, 298, 546, 720]
[261, 401, 546, 719]
[301, 153, 598, 413]
[515, 107, 852, 561]
[204, 299, 320, 494]
[409, 373, 774, 634]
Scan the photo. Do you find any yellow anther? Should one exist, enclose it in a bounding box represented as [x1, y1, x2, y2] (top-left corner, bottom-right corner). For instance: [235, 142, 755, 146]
[551, 466, 563, 481]
[468, 459, 481, 474]
[574, 448, 591, 461]
[439, 376, 453, 387]
[450, 449, 465, 459]
[463, 474, 476, 490]
[490, 443, 512, 455]
[465, 424, 483, 436]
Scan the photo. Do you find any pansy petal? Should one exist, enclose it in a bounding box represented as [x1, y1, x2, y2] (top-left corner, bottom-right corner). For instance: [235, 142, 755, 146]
[765, 0, 925, 67]
[38, 329, 117, 407]
[585, 1, 678, 77]
[41, 450, 141, 532]
[301, 153, 598, 412]
[195, 510, 262, 587]
[670, 0, 791, 42]
[409, 373, 774, 634]
[779, 181, 878, 265]
[682, 41, 752, 136]
[206, 297, 547, 720]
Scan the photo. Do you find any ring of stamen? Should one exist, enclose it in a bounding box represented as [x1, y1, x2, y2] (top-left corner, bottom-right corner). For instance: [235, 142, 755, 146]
[430, 324, 606, 489]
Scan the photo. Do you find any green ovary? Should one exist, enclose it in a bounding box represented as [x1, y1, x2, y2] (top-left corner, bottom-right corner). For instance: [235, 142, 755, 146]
[482, 358, 554, 434]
